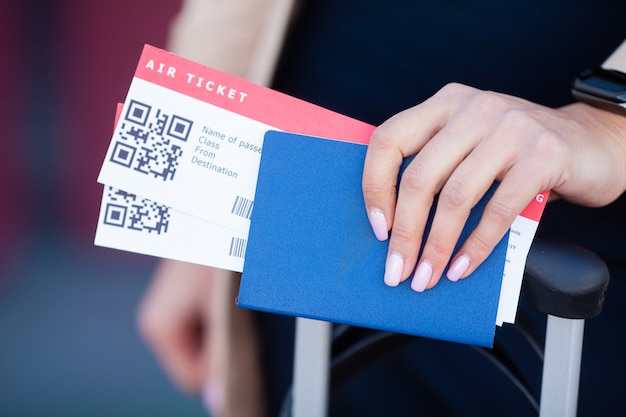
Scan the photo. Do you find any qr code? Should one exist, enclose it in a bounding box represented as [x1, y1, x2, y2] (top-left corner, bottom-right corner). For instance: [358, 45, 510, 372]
[109, 99, 193, 181]
[103, 186, 170, 234]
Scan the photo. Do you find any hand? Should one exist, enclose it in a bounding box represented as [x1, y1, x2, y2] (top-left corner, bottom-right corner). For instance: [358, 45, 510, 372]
[362, 83, 626, 292]
[137, 261, 220, 397]
[137, 261, 265, 416]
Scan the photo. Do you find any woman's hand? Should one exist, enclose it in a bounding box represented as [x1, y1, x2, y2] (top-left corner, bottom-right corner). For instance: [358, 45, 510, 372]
[137, 261, 264, 417]
[362, 83, 626, 292]
[137, 261, 221, 397]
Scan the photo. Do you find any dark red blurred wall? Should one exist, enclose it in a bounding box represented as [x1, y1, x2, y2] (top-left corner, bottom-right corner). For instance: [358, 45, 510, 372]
[0, 0, 183, 262]
[0, 1, 31, 258]
[56, 0, 182, 240]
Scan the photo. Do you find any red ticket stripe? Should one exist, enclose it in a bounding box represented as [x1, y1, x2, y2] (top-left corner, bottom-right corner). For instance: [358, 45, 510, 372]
[133, 45, 375, 143]
[113, 103, 123, 131]
[519, 191, 550, 222]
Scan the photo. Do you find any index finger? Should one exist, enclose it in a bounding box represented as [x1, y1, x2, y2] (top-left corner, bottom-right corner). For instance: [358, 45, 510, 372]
[362, 97, 449, 239]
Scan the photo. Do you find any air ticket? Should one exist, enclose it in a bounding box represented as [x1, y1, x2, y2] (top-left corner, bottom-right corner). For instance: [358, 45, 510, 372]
[97, 45, 373, 235]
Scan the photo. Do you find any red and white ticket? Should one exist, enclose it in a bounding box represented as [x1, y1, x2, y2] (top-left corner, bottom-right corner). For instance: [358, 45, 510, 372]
[97, 45, 372, 235]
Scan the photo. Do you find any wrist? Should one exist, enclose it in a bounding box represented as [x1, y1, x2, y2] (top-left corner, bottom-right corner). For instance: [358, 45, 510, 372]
[563, 102, 626, 199]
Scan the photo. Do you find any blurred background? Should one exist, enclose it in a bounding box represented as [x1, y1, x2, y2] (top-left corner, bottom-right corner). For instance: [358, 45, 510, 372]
[0, 1, 207, 415]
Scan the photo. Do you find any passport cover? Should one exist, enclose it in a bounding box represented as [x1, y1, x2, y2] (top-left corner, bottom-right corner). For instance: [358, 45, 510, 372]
[238, 131, 508, 347]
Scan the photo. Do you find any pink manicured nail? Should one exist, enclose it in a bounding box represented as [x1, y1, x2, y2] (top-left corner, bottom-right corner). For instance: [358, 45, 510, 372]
[447, 254, 470, 282]
[369, 209, 389, 241]
[384, 252, 403, 287]
[203, 381, 224, 414]
[411, 261, 433, 292]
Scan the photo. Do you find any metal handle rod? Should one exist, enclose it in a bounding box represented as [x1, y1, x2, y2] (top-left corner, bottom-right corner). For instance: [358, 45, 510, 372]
[292, 318, 332, 417]
[539, 315, 585, 417]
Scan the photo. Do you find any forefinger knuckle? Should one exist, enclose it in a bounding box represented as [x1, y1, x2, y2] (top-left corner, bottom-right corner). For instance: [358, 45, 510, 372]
[369, 122, 399, 151]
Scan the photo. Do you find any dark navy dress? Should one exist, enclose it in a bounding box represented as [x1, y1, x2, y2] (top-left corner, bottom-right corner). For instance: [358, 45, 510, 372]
[257, 1, 626, 415]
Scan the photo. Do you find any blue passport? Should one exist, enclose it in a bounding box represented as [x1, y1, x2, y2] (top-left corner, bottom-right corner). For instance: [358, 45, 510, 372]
[238, 131, 508, 347]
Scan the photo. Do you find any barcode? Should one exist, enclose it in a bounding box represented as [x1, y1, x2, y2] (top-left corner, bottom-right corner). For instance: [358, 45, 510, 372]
[102, 186, 170, 234]
[231, 196, 254, 219]
[229, 237, 247, 258]
[109, 99, 193, 181]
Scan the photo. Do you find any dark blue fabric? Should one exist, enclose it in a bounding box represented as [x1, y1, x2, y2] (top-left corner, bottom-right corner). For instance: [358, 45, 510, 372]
[273, 0, 626, 122]
[257, 1, 626, 415]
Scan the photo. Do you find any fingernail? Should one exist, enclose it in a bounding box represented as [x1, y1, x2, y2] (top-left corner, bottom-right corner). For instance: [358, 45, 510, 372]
[202, 381, 224, 414]
[384, 252, 404, 287]
[447, 254, 470, 282]
[411, 260, 432, 292]
[369, 208, 389, 241]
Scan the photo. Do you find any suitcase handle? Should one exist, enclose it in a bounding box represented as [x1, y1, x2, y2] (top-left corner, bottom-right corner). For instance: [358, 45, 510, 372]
[523, 232, 610, 319]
